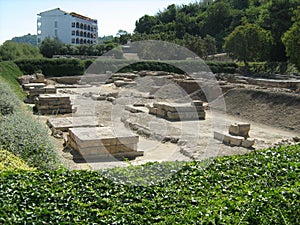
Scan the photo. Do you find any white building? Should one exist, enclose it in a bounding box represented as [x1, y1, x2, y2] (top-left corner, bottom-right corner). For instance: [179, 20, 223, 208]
[37, 8, 98, 45]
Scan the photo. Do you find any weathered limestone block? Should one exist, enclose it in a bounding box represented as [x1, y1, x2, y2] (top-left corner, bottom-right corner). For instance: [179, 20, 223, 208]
[67, 127, 142, 160]
[229, 135, 244, 146]
[47, 116, 100, 132]
[241, 138, 255, 148]
[214, 131, 230, 144]
[35, 94, 72, 115]
[23, 83, 46, 90]
[229, 123, 250, 138]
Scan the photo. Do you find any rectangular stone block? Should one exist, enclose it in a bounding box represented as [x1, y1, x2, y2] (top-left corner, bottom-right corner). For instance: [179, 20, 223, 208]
[47, 116, 100, 131]
[69, 127, 139, 150]
[241, 138, 255, 148]
[229, 124, 239, 136]
[148, 106, 157, 115]
[229, 135, 245, 146]
[214, 131, 230, 144]
[191, 100, 203, 106]
[238, 123, 250, 137]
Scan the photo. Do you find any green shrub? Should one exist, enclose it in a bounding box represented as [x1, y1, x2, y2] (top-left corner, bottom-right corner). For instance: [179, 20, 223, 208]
[0, 82, 21, 116]
[87, 59, 238, 74]
[0, 61, 24, 100]
[0, 112, 60, 170]
[15, 58, 85, 77]
[0, 148, 34, 171]
[243, 62, 299, 77]
[0, 144, 298, 224]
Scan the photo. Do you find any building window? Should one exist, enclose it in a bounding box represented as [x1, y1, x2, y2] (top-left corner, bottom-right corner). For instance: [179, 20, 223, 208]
[76, 22, 79, 28]
[54, 21, 58, 28]
[72, 22, 75, 27]
[72, 30, 75, 35]
[54, 29, 58, 36]
[72, 38, 75, 43]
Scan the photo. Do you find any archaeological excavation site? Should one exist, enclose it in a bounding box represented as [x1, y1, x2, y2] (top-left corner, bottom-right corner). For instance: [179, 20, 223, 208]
[18, 67, 300, 169]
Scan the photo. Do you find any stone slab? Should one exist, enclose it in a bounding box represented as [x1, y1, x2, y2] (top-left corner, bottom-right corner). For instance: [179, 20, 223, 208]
[47, 116, 100, 131]
[69, 127, 139, 149]
[23, 83, 46, 90]
[38, 94, 70, 100]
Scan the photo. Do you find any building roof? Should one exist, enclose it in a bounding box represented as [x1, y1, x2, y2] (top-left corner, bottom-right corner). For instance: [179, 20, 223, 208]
[38, 8, 96, 22]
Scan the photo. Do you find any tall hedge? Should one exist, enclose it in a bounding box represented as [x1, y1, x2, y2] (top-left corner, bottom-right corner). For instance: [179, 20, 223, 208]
[15, 58, 85, 77]
[86, 59, 238, 74]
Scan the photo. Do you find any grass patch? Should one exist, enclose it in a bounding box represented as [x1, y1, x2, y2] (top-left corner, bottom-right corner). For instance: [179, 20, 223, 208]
[0, 144, 299, 224]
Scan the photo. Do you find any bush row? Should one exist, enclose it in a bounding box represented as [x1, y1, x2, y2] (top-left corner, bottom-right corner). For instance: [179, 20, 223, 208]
[86, 59, 238, 74]
[239, 62, 299, 77]
[14, 58, 85, 77]
[14, 58, 238, 76]
[0, 144, 299, 224]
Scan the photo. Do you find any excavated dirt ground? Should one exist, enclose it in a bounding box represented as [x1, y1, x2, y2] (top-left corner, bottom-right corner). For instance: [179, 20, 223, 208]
[35, 79, 299, 170]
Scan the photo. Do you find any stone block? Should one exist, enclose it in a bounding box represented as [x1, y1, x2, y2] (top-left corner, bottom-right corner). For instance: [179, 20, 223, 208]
[67, 127, 141, 161]
[214, 131, 230, 144]
[238, 123, 250, 137]
[47, 116, 100, 132]
[148, 107, 157, 115]
[229, 135, 244, 146]
[241, 138, 255, 148]
[191, 100, 203, 106]
[229, 124, 239, 135]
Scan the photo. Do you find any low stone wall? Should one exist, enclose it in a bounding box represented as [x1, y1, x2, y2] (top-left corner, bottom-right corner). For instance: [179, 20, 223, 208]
[35, 94, 72, 115]
[147, 101, 205, 121]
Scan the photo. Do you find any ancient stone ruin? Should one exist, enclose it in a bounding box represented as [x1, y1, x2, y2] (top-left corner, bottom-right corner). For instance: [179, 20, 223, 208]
[35, 94, 72, 115]
[67, 127, 143, 161]
[147, 100, 205, 121]
[25, 85, 56, 103]
[214, 123, 255, 148]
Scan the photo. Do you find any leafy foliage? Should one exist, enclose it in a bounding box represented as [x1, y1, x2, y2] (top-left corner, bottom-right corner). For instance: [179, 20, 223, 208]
[132, 0, 299, 61]
[86, 59, 237, 74]
[0, 144, 299, 224]
[11, 33, 37, 46]
[15, 58, 85, 76]
[0, 112, 60, 170]
[0, 148, 34, 171]
[282, 6, 300, 70]
[224, 23, 272, 64]
[0, 41, 42, 61]
[0, 82, 21, 116]
[39, 36, 64, 58]
[0, 61, 25, 100]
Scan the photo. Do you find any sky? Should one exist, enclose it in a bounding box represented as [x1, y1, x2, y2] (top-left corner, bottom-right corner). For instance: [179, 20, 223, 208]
[0, 0, 197, 44]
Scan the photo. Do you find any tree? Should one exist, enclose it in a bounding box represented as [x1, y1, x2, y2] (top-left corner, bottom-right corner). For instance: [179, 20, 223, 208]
[134, 15, 158, 34]
[224, 23, 272, 64]
[258, 0, 298, 61]
[282, 6, 300, 70]
[0, 41, 41, 61]
[11, 34, 37, 46]
[39, 37, 63, 58]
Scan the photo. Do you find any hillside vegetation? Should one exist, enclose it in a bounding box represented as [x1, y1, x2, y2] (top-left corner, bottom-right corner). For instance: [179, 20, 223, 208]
[0, 144, 299, 224]
[0, 62, 61, 170]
